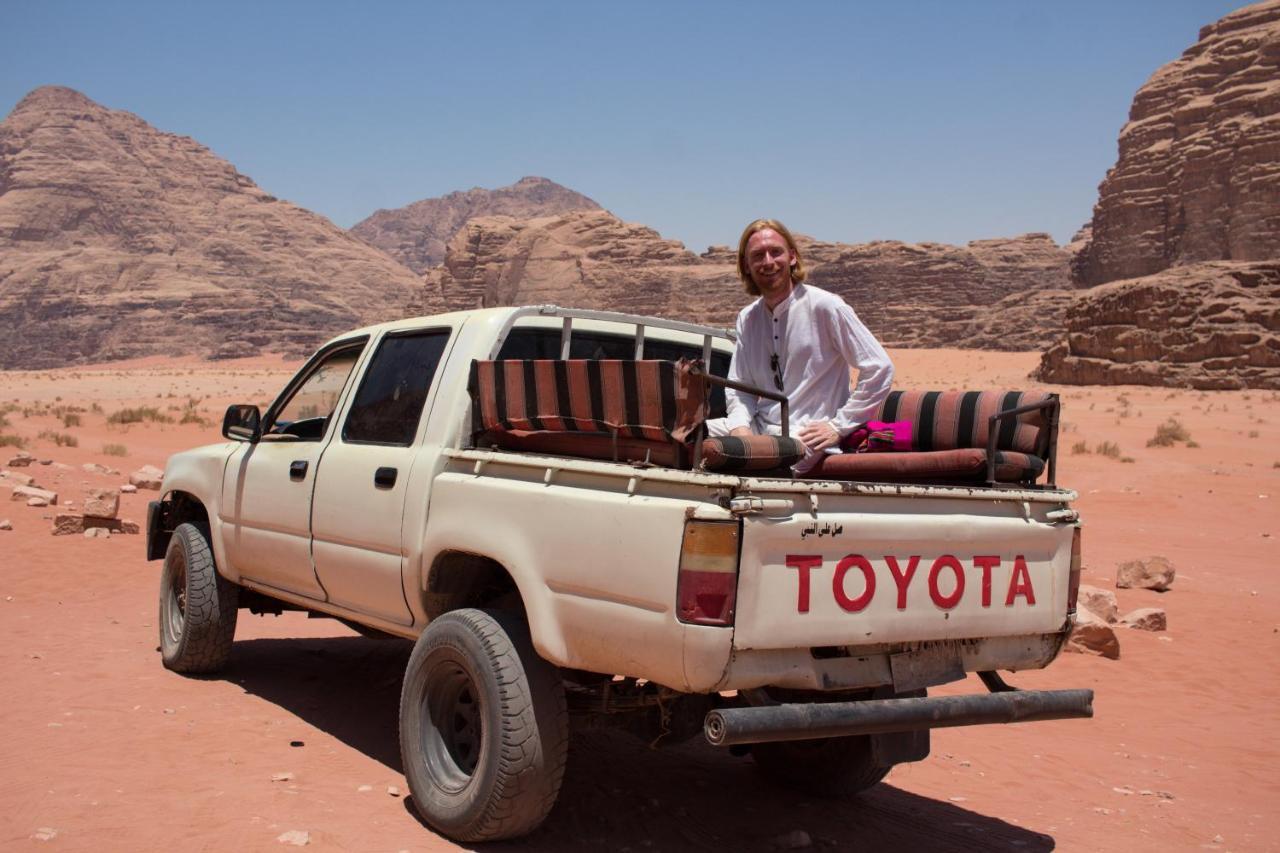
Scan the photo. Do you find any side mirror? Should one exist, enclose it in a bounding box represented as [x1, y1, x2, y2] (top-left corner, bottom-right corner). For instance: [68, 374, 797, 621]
[222, 404, 262, 443]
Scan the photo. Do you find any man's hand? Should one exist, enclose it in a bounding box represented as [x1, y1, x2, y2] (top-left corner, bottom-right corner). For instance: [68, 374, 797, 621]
[797, 420, 840, 452]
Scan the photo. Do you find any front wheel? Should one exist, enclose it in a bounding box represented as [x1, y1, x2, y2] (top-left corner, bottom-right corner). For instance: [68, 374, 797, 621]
[158, 522, 238, 673]
[399, 609, 569, 842]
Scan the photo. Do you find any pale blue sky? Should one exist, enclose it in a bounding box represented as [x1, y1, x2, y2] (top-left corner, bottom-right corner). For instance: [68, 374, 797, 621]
[2, 0, 1245, 254]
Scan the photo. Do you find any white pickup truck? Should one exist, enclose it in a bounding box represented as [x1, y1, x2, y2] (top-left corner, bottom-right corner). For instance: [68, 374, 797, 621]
[148, 305, 1091, 842]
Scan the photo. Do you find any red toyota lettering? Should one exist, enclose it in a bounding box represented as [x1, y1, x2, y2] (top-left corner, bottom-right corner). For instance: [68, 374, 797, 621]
[1005, 555, 1036, 605]
[786, 554, 822, 613]
[928, 555, 965, 609]
[885, 555, 919, 610]
[973, 555, 1000, 607]
[833, 555, 876, 612]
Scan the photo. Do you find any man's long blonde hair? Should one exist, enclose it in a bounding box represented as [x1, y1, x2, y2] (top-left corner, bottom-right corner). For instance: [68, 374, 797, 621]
[736, 218, 807, 296]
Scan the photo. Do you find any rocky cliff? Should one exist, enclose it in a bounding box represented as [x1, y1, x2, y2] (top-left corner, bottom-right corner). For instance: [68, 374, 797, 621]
[1074, 1, 1280, 286]
[351, 176, 601, 273]
[1039, 2, 1280, 388]
[1035, 262, 1280, 389]
[0, 87, 436, 369]
[424, 210, 1074, 348]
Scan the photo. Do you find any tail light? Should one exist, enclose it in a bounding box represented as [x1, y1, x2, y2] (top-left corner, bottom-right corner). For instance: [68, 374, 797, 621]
[1067, 526, 1082, 614]
[676, 520, 740, 626]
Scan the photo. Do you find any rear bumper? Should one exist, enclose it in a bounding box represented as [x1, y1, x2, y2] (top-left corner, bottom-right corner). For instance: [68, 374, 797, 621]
[705, 688, 1093, 746]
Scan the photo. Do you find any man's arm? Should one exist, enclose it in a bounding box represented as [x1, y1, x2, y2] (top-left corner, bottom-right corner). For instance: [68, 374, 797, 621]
[826, 300, 894, 435]
[796, 297, 893, 452]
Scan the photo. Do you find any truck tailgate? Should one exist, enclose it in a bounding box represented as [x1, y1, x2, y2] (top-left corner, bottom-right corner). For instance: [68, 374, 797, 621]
[732, 504, 1073, 651]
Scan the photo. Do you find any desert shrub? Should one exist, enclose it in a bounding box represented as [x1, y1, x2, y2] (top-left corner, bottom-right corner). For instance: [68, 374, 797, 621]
[0, 414, 8, 430]
[1071, 440, 1090, 454]
[107, 406, 173, 425]
[62, 413, 81, 428]
[1147, 418, 1191, 447]
[90, 402, 104, 414]
[1120, 456, 1135, 463]
[1095, 441, 1123, 459]
[101, 443, 129, 457]
[0, 434, 25, 448]
[179, 410, 207, 426]
[38, 430, 79, 447]
[1187, 440, 1200, 448]
[1248, 430, 1259, 438]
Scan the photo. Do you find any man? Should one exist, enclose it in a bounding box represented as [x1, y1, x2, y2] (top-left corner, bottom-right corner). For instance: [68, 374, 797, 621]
[711, 218, 894, 472]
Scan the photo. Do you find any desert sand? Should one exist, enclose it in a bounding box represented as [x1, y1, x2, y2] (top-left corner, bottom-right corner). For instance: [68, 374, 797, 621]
[1, 349, 1277, 851]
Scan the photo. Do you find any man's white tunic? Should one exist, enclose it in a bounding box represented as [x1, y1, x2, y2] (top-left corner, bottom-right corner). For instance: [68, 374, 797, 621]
[723, 283, 893, 466]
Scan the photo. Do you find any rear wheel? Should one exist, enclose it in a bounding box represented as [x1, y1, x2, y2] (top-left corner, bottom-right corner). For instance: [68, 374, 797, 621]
[399, 609, 568, 842]
[752, 734, 890, 797]
[158, 522, 238, 673]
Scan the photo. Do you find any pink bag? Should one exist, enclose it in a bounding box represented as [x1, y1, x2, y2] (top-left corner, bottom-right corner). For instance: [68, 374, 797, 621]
[842, 420, 913, 453]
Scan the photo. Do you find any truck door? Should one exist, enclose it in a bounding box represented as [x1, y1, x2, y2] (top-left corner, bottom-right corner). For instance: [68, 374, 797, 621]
[221, 339, 366, 599]
[309, 328, 453, 625]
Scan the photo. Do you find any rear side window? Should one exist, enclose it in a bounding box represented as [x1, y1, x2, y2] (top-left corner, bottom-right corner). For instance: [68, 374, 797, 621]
[496, 328, 733, 418]
[342, 330, 451, 445]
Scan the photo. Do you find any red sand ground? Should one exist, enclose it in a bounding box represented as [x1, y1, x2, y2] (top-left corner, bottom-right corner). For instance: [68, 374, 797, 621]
[1, 350, 1277, 851]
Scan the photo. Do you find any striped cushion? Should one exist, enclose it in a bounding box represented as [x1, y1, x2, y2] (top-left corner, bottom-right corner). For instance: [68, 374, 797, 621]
[807, 448, 1045, 483]
[700, 435, 807, 472]
[469, 358, 707, 444]
[875, 390, 1054, 455]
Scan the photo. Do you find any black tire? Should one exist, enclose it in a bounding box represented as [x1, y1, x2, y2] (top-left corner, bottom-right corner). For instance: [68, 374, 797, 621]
[158, 522, 238, 673]
[752, 735, 890, 798]
[399, 609, 568, 842]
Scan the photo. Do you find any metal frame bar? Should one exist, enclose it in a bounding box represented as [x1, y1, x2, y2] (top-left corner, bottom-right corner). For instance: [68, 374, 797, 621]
[985, 394, 1060, 488]
[689, 364, 789, 437]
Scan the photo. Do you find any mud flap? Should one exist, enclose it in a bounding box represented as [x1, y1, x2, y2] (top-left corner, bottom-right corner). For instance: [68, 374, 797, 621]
[869, 686, 930, 767]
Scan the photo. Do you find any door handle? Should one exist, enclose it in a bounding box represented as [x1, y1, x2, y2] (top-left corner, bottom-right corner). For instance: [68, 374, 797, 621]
[374, 467, 398, 489]
[289, 460, 308, 481]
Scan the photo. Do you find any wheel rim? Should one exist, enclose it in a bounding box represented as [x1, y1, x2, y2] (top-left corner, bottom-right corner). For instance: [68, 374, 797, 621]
[419, 657, 484, 793]
[164, 550, 187, 644]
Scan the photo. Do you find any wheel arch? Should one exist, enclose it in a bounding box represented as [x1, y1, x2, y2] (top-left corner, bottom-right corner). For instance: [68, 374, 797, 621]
[147, 490, 211, 561]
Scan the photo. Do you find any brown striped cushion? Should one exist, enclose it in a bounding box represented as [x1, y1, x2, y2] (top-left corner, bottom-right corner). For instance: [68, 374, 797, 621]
[487, 430, 688, 468]
[874, 390, 1054, 455]
[469, 359, 707, 444]
[807, 448, 1045, 484]
[700, 435, 807, 472]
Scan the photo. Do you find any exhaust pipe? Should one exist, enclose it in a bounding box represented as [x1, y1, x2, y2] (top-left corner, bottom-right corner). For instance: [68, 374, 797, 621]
[705, 688, 1093, 747]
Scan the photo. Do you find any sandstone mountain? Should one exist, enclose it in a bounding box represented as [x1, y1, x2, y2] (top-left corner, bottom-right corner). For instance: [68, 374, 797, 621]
[424, 209, 1074, 349]
[0, 86, 438, 369]
[1039, 2, 1280, 389]
[351, 176, 601, 273]
[1074, 1, 1280, 287]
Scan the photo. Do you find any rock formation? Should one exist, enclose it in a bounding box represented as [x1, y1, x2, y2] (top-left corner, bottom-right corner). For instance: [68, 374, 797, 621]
[1036, 261, 1280, 389]
[351, 176, 601, 273]
[1039, 2, 1280, 388]
[424, 210, 1075, 348]
[0, 86, 436, 368]
[1074, 2, 1280, 286]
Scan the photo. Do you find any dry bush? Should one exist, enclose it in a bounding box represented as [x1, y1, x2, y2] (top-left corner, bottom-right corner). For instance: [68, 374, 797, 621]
[0, 434, 25, 448]
[101, 443, 129, 457]
[1147, 418, 1191, 447]
[38, 430, 79, 447]
[107, 406, 173, 425]
[1095, 441, 1123, 459]
[1071, 440, 1089, 455]
[62, 413, 81, 428]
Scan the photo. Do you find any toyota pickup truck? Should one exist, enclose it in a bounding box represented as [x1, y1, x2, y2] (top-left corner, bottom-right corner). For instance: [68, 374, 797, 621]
[147, 305, 1091, 842]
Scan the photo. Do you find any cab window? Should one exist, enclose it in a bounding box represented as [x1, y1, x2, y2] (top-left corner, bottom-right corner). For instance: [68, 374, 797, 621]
[265, 344, 365, 441]
[342, 330, 451, 446]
